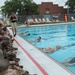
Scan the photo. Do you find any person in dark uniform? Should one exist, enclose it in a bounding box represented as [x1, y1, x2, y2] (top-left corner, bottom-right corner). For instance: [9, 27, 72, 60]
[9, 12, 18, 37]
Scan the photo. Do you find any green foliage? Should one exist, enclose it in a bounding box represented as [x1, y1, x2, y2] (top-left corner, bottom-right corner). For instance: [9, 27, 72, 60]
[1, 0, 39, 16]
[65, 0, 75, 13]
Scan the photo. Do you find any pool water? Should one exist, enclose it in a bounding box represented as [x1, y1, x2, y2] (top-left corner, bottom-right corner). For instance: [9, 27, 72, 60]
[18, 23, 75, 73]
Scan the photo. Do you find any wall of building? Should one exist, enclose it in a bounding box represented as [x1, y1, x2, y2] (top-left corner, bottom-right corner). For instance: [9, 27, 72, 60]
[38, 2, 67, 15]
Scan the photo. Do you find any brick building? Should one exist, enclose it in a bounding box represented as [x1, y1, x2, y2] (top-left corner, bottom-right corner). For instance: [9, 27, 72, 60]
[38, 2, 67, 15]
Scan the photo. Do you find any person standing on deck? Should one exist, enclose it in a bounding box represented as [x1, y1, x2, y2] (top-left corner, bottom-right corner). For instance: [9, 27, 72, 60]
[9, 12, 18, 37]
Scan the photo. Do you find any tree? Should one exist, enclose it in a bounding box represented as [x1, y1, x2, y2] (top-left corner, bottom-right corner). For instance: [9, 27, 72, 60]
[65, 0, 75, 13]
[1, 0, 39, 16]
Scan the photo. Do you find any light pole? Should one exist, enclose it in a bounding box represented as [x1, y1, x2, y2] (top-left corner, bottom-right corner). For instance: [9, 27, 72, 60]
[67, 0, 69, 15]
[67, 0, 70, 21]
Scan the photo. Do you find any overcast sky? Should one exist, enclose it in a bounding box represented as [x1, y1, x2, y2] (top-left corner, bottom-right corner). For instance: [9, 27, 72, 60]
[0, 0, 67, 8]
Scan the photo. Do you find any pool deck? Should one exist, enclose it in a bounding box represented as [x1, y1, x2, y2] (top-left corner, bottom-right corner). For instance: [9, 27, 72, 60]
[8, 22, 75, 75]
[18, 22, 75, 27]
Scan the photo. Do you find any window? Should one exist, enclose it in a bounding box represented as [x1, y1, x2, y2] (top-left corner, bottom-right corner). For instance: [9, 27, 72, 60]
[45, 8, 50, 11]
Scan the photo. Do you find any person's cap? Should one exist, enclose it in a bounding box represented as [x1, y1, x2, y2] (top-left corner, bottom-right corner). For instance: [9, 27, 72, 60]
[0, 49, 4, 59]
[2, 37, 10, 40]
[0, 59, 9, 72]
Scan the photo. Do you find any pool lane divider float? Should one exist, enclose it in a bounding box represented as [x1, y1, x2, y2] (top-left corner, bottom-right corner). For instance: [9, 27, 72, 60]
[13, 37, 48, 75]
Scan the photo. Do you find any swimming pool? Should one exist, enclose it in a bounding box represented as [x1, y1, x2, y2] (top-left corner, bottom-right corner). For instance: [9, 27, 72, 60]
[18, 23, 75, 73]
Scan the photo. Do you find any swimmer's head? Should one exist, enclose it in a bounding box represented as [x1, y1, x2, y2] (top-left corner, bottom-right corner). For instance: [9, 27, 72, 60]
[38, 36, 41, 39]
[28, 33, 30, 36]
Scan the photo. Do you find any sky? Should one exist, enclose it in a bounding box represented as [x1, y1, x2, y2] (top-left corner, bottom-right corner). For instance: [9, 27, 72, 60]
[0, 0, 67, 8]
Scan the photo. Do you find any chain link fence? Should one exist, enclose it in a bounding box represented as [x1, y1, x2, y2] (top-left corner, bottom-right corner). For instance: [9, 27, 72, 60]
[4, 14, 75, 26]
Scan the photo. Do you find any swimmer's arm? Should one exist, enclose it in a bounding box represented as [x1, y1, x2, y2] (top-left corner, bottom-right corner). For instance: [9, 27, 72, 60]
[27, 40, 36, 43]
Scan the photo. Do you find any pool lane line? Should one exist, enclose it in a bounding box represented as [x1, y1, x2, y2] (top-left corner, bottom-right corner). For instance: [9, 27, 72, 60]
[14, 37, 48, 75]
